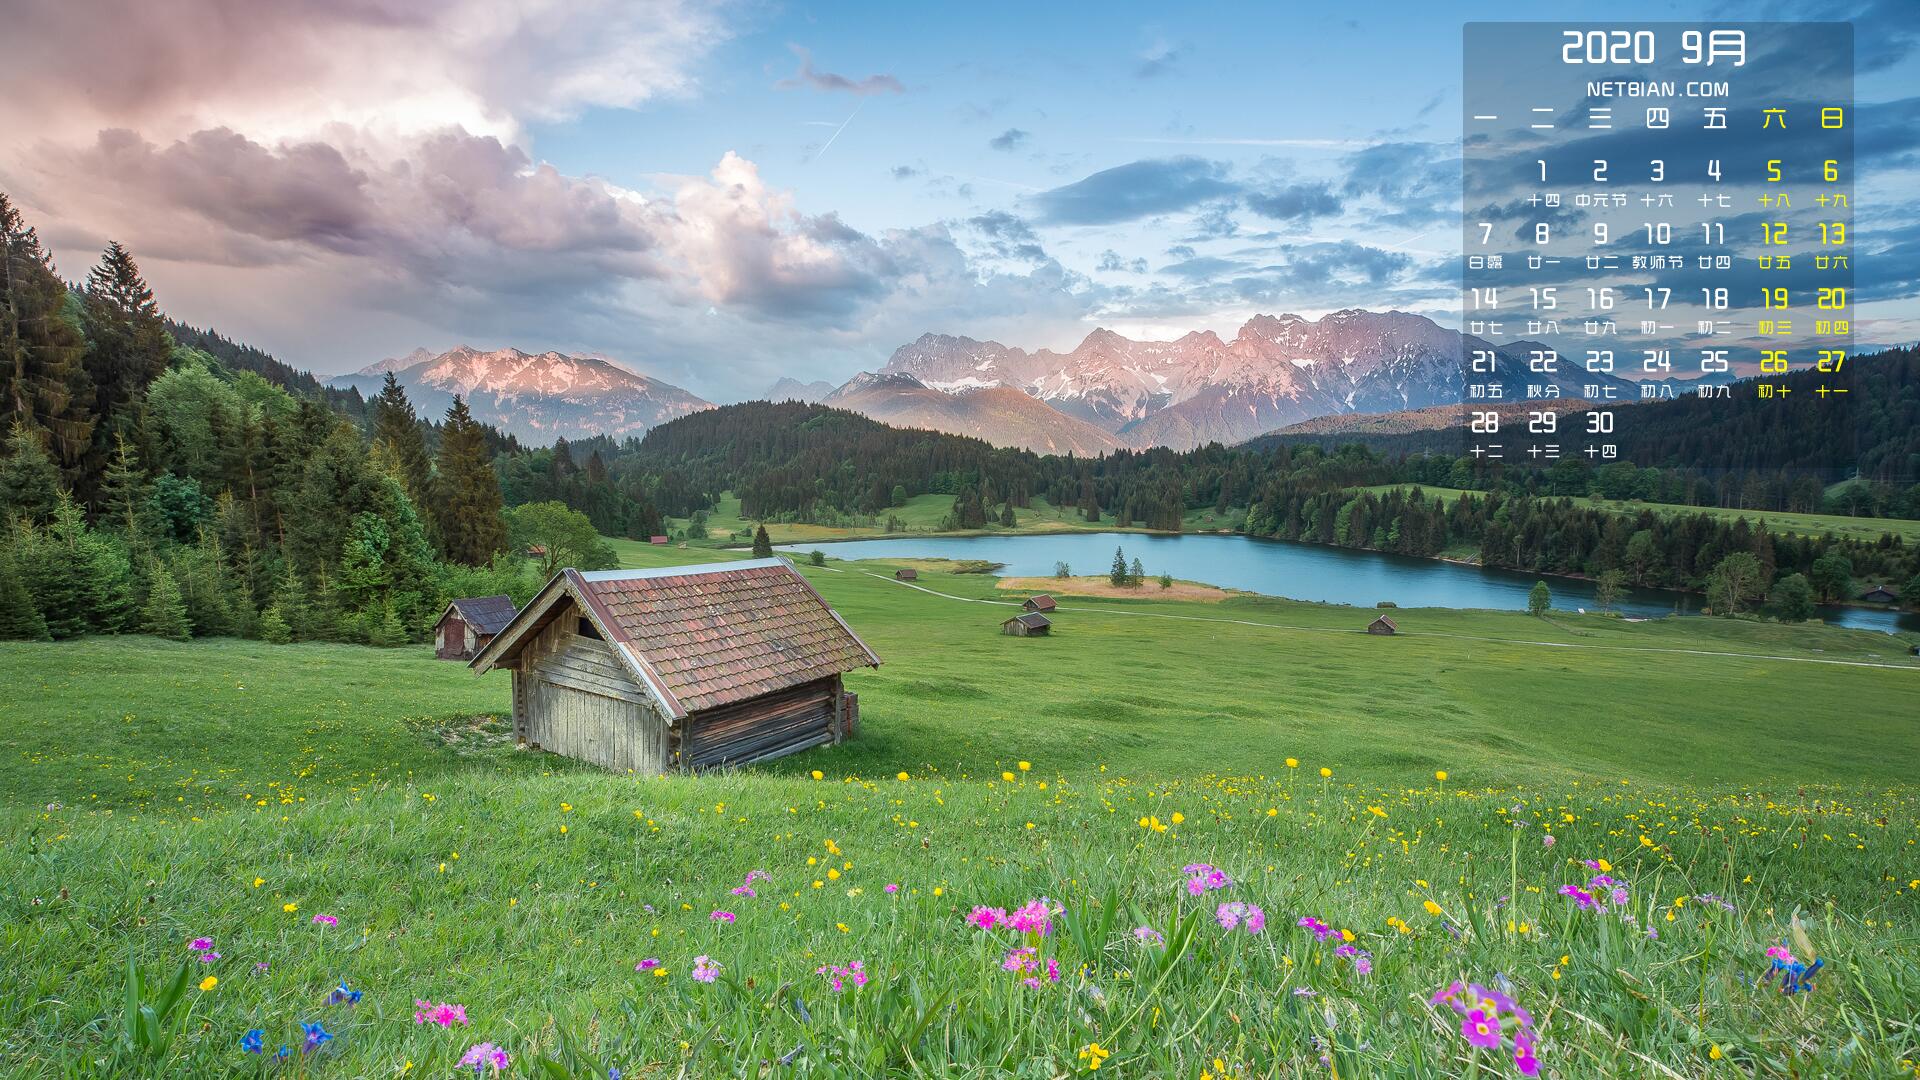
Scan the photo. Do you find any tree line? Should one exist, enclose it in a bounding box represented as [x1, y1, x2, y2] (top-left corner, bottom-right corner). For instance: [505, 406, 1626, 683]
[0, 192, 586, 644]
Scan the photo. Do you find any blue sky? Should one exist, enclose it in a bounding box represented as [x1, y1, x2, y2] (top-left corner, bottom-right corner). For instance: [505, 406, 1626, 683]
[3, 0, 1914, 401]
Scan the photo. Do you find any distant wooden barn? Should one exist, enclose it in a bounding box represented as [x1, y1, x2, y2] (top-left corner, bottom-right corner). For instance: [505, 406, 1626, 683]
[895, 568, 918, 581]
[1367, 614, 1398, 635]
[434, 595, 517, 660]
[649, 535, 669, 545]
[1022, 594, 1057, 613]
[471, 559, 880, 773]
[1003, 612, 1051, 636]
[1861, 584, 1898, 603]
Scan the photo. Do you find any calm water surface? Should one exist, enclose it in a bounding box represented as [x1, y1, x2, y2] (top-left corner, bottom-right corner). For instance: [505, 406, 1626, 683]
[782, 532, 1916, 634]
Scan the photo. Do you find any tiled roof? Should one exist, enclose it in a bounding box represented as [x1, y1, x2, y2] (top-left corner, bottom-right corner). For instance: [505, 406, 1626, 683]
[574, 559, 880, 715]
[451, 595, 518, 635]
[1007, 612, 1051, 629]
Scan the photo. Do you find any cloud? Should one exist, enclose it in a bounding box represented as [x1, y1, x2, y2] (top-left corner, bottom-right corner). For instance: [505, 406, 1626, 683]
[1097, 249, 1148, 273]
[1030, 157, 1238, 225]
[989, 128, 1030, 152]
[1159, 255, 1248, 280]
[1243, 181, 1342, 222]
[775, 45, 904, 96]
[961, 210, 1047, 262]
[0, 0, 728, 146]
[891, 165, 923, 180]
[1135, 40, 1181, 79]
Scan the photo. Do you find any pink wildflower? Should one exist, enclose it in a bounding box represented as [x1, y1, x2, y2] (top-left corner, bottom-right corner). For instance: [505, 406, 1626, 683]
[188, 937, 213, 952]
[635, 958, 660, 972]
[311, 914, 338, 927]
[691, 955, 721, 983]
[1462, 1009, 1502, 1049]
[458, 1042, 509, 1074]
[413, 1000, 470, 1028]
[884, 883, 900, 894]
[967, 905, 1005, 930]
[710, 910, 736, 924]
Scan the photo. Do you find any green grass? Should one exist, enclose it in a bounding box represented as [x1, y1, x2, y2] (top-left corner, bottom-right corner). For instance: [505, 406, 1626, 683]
[669, 492, 1234, 549]
[4, 553, 1918, 1076]
[1358, 485, 1920, 545]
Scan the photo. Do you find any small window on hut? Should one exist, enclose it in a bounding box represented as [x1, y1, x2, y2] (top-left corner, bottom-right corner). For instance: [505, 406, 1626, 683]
[577, 617, 602, 639]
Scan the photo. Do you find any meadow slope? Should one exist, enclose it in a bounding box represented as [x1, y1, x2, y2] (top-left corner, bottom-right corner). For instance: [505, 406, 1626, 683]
[2, 553, 1917, 1077]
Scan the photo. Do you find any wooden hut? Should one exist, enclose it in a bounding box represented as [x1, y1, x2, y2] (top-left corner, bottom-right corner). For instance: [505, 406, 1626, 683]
[1367, 614, 1398, 635]
[649, 535, 669, 545]
[470, 559, 880, 773]
[434, 595, 517, 660]
[1002, 612, 1051, 637]
[1022, 594, 1057, 613]
[1861, 584, 1898, 603]
[895, 568, 918, 581]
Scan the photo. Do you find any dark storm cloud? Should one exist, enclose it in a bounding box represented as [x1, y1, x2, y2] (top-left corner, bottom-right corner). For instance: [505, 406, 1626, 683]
[1029, 157, 1238, 225]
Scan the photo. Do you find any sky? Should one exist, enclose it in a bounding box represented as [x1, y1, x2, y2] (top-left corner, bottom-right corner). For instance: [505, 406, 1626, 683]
[2, 0, 1915, 403]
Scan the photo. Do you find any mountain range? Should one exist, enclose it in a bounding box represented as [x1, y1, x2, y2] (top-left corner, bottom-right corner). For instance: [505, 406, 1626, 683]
[826, 310, 1642, 452]
[331, 346, 711, 442]
[333, 311, 1691, 452]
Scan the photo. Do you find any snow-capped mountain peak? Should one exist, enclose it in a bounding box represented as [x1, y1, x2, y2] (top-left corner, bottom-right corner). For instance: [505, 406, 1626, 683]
[333, 346, 711, 444]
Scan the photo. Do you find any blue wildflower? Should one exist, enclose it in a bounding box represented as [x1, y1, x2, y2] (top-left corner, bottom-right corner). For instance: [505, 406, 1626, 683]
[239, 1029, 264, 1054]
[327, 979, 363, 1006]
[301, 1020, 333, 1052]
[1764, 938, 1823, 994]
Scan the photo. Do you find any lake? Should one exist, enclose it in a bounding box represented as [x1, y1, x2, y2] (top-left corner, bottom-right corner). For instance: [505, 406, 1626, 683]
[782, 531, 1917, 634]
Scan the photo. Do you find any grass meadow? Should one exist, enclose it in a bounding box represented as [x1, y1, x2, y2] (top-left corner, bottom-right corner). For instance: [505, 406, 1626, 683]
[3, 552, 1918, 1077]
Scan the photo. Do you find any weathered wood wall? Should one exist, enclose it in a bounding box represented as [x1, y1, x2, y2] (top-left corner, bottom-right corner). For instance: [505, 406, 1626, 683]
[517, 602, 670, 774]
[681, 676, 837, 770]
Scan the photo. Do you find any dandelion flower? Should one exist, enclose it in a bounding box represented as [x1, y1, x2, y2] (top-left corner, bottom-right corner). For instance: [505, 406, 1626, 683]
[1320, 767, 1332, 778]
[198, 976, 218, 992]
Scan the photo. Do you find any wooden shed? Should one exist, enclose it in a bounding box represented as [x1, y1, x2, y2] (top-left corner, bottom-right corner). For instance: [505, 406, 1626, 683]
[1002, 612, 1051, 636]
[1367, 614, 1398, 635]
[1861, 584, 1898, 603]
[895, 568, 918, 581]
[1022, 594, 1057, 613]
[470, 559, 880, 774]
[434, 595, 517, 660]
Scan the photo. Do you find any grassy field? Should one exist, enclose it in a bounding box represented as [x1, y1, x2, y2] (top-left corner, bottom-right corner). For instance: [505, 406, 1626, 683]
[668, 492, 1244, 548]
[1358, 485, 1920, 547]
[3, 551, 1918, 1076]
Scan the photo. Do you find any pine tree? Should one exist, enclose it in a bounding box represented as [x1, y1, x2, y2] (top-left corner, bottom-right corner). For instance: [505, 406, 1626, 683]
[0, 545, 48, 640]
[0, 193, 94, 487]
[1129, 557, 1145, 586]
[48, 493, 134, 632]
[999, 502, 1015, 527]
[0, 421, 62, 523]
[1110, 546, 1128, 587]
[140, 565, 192, 640]
[430, 397, 508, 565]
[369, 372, 433, 505]
[78, 241, 171, 501]
[752, 524, 773, 558]
[98, 431, 149, 538]
[367, 600, 408, 647]
[258, 602, 292, 644]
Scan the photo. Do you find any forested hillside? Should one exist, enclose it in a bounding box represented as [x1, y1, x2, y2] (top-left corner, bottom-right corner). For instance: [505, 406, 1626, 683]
[0, 193, 543, 644]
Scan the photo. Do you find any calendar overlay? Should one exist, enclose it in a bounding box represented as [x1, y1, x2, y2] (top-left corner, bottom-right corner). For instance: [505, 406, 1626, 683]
[1461, 23, 1854, 467]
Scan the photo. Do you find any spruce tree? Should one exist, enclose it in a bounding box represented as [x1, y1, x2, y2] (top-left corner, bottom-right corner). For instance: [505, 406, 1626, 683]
[752, 524, 773, 558]
[0, 193, 94, 486]
[78, 241, 171, 500]
[1129, 557, 1145, 586]
[1110, 546, 1128, 587]
[369, 372, 433, 504]
[140, 566, 192, 640]
[258, 602, 292, 644]
[431, 397, 508, 565]
[0, 421, 62, 523]
[98, 431, 149, 538]
[0, 545, 48, 640]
